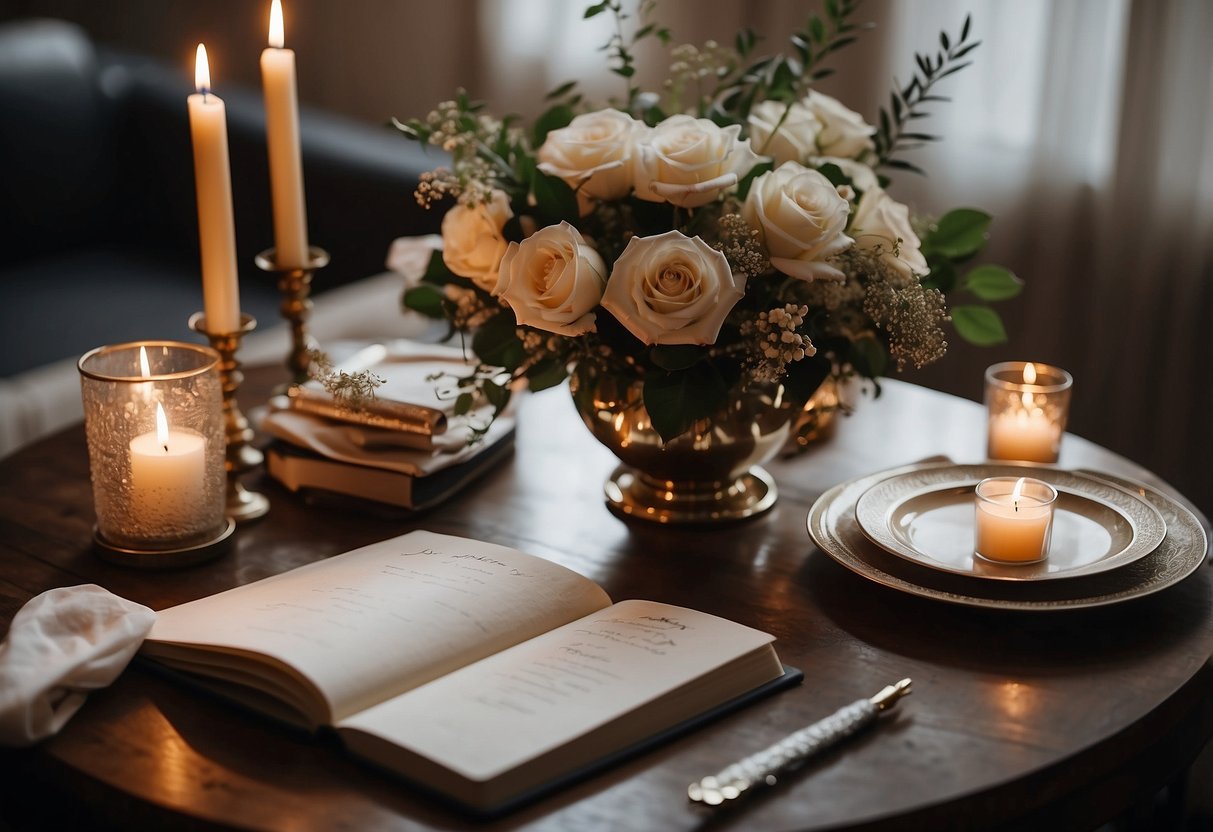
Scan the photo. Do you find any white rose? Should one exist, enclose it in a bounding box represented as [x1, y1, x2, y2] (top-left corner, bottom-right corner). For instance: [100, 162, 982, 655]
[802, 90, 876, 159]
[741, 162, 853, 282]
[850, 186, 928, 278]
[441, 189, 513, 292]
[601, 230, 745, 345]
[537, 109, 644, 215]
[495, 221, 606, 336]
[633, 115, 765, 208]
[747, 99, 821, 167]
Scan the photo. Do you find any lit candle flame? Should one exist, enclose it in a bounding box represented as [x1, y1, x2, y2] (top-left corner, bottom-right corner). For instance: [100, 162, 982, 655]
[155, 402, 170, 453]
[269, 0, 285, 49]
[139, 346, 151, 378]
[1023, 362, 1037, 385]
[1011, 476, 1026, 512]
[195, 44, 211, 95]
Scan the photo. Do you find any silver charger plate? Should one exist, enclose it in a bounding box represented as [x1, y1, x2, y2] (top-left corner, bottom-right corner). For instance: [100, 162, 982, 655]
[807, 462, 1207, 611]
[853, 464, 1167, 582]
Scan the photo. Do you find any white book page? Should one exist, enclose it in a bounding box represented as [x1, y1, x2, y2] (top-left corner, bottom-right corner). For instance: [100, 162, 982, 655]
[146, 530, 612, 722]
[338, 600, 776, 782]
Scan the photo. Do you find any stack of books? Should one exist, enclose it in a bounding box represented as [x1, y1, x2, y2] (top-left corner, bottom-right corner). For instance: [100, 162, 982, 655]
[263, 342, 515, 510]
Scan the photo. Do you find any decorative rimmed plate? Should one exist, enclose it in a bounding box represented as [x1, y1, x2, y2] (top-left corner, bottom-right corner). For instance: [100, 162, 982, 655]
[807, 462, 1207, 611]
[853, 464, 1167, 581]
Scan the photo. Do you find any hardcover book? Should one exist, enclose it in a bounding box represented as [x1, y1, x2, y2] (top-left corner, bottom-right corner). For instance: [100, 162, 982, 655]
[140, 530, 799, 813]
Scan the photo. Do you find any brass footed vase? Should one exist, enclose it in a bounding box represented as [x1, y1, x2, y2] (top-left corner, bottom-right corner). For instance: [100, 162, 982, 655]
[570, 364, 803, 524]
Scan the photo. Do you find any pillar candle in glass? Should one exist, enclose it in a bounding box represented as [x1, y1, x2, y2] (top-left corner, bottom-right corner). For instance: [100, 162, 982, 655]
[79, 342, 227, 551]
[985, 361, 1073, 463]
[973, 476, 1058, 564]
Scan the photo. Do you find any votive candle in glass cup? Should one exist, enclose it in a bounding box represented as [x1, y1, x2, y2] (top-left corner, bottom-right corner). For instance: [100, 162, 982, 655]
[974, 476, 1058, 564]
[78, 341, 228, 555]
[985, 361, 1073, 463]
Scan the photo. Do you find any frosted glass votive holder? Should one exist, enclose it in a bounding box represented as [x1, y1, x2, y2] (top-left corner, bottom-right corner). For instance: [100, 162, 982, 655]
[985, 361, 1073, 464]
[78, 341, 229, 557]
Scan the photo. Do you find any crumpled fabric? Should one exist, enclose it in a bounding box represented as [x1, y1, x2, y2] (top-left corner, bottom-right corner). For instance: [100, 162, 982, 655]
[0, 584, 155, 746]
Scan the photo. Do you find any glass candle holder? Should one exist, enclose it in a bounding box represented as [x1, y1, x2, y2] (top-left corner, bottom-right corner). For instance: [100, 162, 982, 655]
[78, 341, 228, 556]
[974, 476, 1058, 564]
[985, 361, 1073, 463]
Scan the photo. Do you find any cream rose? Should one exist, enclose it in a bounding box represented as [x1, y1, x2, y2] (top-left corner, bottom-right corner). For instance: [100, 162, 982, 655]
[812, 156, 879, 194]
[601, 230, 744, 345]
[537, 109, 644, 215]
[741, 162, 853, 281]
[494, 221, 606, 336]
[802, 90, 876, 159]
[747, 99, 821, 167]
[633, 115, 765, 208]
[850, 186, 928, 278]
[441, 189, 513, 292]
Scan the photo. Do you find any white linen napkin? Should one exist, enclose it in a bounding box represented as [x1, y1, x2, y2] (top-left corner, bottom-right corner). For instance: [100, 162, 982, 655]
[0, 585, 155, 747]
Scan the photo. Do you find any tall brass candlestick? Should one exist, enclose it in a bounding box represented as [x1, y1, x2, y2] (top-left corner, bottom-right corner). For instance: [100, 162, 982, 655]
[256, 246, 330, 385]
[189, 312, 270, 522]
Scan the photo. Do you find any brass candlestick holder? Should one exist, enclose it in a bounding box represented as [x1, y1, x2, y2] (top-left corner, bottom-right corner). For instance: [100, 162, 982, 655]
[189, 312, 270, 522]
[255, 246, 330, 385]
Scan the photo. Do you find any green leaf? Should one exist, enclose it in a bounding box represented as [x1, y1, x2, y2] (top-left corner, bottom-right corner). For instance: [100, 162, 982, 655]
[921, 208, 992, 260]
[642, 363, 729, 443]
[421, 249, 455, 285]
[962, 265, 1023, 301]
[583, 2, 609, 18]
[453, 392, 475, 417]
[782, 354, 832, 403]
[530, 172, 580, 225]
[951, 305, 1008, 346]
[649, 345, 708, 371]
[851, 335, 888, 378]
[921, 259, 957, 293]
[815, 162, 850, 188]
[481, 379, 511, 410]
[533, 104, 575, 147]
[402, 285, 447, 319]
[525, 358, 568, 392]
[736, 161, 774, 201]
[545, 81, 577, 100]
[472, 315, 525, 371]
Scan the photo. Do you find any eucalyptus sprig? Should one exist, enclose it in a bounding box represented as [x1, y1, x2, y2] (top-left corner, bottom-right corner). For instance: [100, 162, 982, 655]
[710, 0, 867, 125]
[584, 0, 672, 113]
[874, 15, 980, 174]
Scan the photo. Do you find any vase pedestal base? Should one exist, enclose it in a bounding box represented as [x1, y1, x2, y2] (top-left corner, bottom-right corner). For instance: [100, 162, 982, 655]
[603, 465, 778, 525]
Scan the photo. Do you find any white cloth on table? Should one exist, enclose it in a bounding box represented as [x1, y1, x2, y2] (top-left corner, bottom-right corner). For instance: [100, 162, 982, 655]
[0, 584, 155, 747]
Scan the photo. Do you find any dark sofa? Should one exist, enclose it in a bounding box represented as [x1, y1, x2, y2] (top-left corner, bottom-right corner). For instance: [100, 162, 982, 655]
[0, 18, 440, 379]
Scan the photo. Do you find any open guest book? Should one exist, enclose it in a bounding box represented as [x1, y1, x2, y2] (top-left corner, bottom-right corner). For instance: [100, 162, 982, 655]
[140, 531, 799, 814]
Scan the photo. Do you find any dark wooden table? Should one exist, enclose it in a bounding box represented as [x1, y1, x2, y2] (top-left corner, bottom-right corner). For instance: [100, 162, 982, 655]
[1, 367, 1211, 831]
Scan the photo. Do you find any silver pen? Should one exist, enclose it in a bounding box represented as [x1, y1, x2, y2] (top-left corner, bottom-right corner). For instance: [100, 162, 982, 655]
[688, 678, 913, 806]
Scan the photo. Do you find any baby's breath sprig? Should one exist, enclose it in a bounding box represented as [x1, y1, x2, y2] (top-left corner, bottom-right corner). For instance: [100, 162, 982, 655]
[305, 349, 386, 411]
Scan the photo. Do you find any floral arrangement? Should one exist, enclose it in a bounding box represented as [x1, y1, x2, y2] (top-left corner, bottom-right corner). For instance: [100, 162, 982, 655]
[394, 0, 1019, 442]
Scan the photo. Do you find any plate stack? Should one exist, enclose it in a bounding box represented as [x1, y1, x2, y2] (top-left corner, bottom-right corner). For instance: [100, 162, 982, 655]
[808, 461, 1208, 611]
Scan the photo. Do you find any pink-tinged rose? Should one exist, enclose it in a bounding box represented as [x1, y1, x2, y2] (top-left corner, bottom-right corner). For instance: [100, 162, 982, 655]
[440, 189, 513, 292]
[802, 90, 877, 159]
[632, 115, 765, 208]
[601, 230, 745, 345]
[537, 109, 645, 215]
[850, 186, 928, 278]
[747, 99, 821, 166]
[741, 162, 853, 281]
[495, 221, 606, 336]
